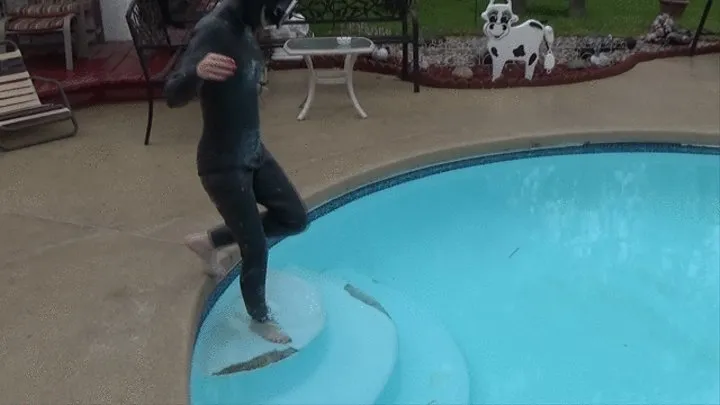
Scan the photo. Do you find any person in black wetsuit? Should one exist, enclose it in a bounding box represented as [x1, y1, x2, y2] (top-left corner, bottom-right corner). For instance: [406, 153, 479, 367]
[164, 0, 306, 344]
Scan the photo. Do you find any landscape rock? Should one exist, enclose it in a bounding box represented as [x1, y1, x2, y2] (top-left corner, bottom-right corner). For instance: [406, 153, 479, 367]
[452, 66, 474, 79]
[566, 59, 589, 69]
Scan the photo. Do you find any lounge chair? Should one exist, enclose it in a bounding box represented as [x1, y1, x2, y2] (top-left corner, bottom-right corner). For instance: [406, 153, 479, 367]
[0, 40, 78, 151]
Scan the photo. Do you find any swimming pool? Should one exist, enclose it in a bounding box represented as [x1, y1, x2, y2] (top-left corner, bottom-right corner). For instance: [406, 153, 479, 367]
[191, 143, 720, 404]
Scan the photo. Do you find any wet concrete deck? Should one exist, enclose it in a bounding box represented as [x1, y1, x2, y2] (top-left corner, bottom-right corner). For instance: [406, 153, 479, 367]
[0, 55, 718, 403]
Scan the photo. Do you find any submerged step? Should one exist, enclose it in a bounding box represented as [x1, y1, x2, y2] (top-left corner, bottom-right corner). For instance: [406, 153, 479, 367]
[201, 271, 326, 376]
[190, 268, 398, 405]
[330, 268, 470, 405]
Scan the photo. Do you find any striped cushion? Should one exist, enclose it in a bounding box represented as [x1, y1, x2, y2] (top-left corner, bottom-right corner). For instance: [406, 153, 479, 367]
[0, 51, 29, 76]
[0, 49, 42, 116]
[7, 16, 68, 32]
[0, 104, 67, 122]
[7, 1, 84, 18]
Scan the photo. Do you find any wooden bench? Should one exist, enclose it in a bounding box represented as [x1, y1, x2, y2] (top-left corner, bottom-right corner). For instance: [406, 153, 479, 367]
[0, 39, 78, 151]
[509, 0, 586, 16]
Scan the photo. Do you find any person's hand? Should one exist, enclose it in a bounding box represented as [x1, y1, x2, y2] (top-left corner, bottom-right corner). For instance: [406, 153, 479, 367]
[196, 53, 236, 81]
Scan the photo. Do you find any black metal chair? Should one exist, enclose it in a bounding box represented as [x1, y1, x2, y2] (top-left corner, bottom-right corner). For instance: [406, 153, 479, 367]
[125, 0, 216, 145]
[125, 0, 179, 145]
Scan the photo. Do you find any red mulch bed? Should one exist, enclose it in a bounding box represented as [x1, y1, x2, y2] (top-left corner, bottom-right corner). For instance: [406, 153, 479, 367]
[29, 40, 720, 108]
[268, 42, 720, 89]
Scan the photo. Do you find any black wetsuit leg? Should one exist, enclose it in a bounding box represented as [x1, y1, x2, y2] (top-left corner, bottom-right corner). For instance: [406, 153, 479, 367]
[201, 151, 308, 322]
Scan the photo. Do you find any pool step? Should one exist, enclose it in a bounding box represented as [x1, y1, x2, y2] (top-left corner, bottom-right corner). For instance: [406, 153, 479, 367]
[328, 269, 470, 405]
[190, 268, 398, 405]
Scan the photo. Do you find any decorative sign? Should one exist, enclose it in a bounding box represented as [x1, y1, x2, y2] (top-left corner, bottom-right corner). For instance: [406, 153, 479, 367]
[480, 0, 556, 81]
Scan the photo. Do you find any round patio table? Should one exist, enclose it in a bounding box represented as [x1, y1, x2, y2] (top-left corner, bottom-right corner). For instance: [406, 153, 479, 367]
[283, 36, 375, 120]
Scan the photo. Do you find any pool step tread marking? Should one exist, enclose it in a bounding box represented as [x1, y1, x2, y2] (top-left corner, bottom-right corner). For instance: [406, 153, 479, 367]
[326, 269, 471, 405]
[213, 347, 298, 375]
[344, 283, 391, 318]
[190, 268, 399, 405]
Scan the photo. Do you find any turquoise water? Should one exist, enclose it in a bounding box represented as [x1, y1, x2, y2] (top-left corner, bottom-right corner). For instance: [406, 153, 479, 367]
[192, 150, 720, 404]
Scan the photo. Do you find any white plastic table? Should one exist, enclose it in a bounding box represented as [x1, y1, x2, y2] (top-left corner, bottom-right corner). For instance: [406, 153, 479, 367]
[283, 37, 375, 120]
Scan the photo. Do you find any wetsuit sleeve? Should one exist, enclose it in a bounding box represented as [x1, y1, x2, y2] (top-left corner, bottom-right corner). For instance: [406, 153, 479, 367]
[164, 20, 228, 108]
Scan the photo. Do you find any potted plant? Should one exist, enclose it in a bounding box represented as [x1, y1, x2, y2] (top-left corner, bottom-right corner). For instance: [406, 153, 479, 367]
[659, 0, 690, 18]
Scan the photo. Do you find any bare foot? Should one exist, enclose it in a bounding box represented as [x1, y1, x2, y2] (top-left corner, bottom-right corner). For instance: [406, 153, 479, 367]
[250, 320, 292, 344]
[184, 233, 225, 277]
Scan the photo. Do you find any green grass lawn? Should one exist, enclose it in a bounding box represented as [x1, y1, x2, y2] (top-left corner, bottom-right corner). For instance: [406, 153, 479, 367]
[419, 0, 720, 36]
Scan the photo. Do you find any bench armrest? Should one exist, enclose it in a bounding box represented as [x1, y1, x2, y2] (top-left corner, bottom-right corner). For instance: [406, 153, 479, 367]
[30, 75, 72, 109]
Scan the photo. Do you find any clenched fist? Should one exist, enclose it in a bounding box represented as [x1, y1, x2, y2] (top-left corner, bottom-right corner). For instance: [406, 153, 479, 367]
[196, 53, 236, 81]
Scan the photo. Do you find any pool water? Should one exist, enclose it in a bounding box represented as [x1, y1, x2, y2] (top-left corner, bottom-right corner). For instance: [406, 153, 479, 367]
[191, 148, 720, 404]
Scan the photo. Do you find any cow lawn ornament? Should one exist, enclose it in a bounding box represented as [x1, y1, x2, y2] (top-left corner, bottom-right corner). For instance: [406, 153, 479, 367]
[481, 0, 556, 81]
